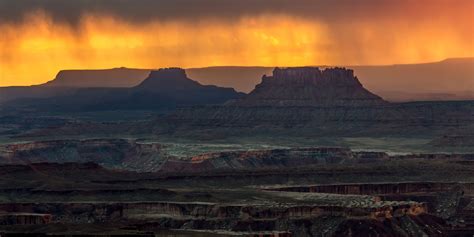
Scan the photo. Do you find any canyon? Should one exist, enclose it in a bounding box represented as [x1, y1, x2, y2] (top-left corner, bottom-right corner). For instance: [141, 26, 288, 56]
[0, 157, 472, 236]
[0, 137, 472, 236]
[2, 139, 473, 173]
[0, 65, 472, 236]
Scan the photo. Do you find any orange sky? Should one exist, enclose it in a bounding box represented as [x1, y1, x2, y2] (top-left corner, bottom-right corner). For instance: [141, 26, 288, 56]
[0, 0, 473, 86]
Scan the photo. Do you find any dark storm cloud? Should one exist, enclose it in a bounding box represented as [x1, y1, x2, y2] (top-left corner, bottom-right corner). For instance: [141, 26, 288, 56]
[0, 0, 434, 26]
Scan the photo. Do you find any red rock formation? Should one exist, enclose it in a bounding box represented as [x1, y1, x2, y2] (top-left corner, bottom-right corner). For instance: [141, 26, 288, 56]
[231, 67, 387, 107]
[160, 147, 353, 173]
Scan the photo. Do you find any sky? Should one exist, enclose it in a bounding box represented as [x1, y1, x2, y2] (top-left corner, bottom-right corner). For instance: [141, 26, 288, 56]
[0, 0, 473, 86]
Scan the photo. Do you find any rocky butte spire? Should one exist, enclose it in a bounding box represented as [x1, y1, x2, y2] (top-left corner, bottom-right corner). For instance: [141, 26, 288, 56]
[231, 67, 387, 107]
[128, 67, 243, 107]
[136, 68, 203, 91]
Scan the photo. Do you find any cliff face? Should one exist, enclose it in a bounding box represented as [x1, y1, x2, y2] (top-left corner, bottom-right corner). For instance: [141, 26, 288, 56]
[0, 201, 430, 236]
[0, 139, 167, 172]
[160, 147, 354, 173]
[157, 147, 474, 173]
[231, 67, 386, 107]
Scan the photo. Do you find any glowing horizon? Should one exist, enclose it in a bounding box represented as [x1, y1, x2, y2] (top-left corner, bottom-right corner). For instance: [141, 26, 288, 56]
[1, 0, 473, 87]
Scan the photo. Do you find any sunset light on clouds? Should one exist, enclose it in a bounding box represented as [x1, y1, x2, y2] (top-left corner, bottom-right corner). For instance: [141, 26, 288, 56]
[0, 0, 473, 86]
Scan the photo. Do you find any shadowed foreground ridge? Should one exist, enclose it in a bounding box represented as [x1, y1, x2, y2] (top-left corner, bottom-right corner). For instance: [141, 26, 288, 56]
[0, 141, 473, 236]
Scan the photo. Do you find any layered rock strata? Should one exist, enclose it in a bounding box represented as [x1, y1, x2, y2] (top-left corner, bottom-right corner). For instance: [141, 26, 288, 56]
[0, 139, 167, 172]
[231, 67, 386, 107]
